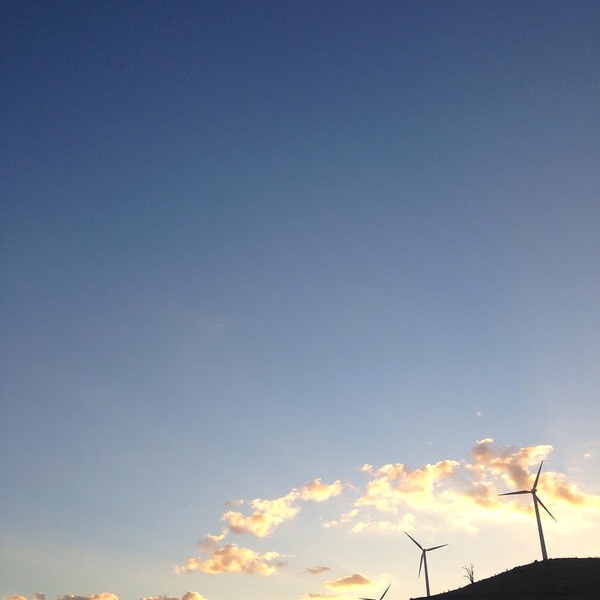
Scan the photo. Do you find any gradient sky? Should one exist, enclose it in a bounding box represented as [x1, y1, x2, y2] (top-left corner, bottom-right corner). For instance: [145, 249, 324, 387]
[2, 2, 599, 600]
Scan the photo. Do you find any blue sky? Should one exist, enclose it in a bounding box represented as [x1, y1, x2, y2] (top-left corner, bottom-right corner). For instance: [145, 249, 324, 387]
[2, 2, 599, 600]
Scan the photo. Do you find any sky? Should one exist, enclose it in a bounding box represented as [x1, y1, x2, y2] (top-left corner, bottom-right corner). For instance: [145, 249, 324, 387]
[1, 1, 599, 600]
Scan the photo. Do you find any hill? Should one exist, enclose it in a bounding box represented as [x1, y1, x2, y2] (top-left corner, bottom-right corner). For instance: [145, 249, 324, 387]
[420, 558, 600, 600]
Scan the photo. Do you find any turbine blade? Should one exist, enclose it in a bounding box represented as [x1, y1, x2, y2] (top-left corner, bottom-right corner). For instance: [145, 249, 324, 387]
[533, 460, 544, 489]
[379, 583, 392, 600]
[419, 552, 424, 577]
[499, 490, 530, 496]
[535, 494, 557, 522]
[427, 544, 449, 551]
[359, 597, 375, 600]
[404, 531, 423, 550]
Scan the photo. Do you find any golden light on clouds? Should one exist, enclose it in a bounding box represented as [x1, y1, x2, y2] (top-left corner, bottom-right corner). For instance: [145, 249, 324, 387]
[176, 439, 600, 585]
[175, 544, 285, 576]
[300, 479, 343, 502]
[221, 478, 343, 538]
[324, 573, 372, 589]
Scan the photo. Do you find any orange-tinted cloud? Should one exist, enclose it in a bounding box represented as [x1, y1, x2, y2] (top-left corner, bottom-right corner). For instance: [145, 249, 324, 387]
[222, 478, 342, 537]
[178, 440, 600, 584]
[180, 592, 208, 600]
[324, 573, 372, 589]
[222, 493, 300, 537]
[176, 543, 285, 576]
[299, 479, 343, 502]
[357, 459, 460, 514]
[352, 439, 600, 533]
[468, 438, 553, 489]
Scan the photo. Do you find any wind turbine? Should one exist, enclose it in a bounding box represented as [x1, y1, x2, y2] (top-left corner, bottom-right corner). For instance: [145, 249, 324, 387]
[359, 583, 391, 600]
[498, 460, 557, 561]
[404, 532, 448, 597]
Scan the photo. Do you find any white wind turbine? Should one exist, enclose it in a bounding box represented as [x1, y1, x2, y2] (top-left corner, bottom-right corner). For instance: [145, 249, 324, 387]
[498, 460, 557, 561]
[359, 583, 391, 600]
[404, 532, 448, 597]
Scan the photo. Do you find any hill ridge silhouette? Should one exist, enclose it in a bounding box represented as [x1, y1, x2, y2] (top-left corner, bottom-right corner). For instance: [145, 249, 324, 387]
[414, 557, 600, 600]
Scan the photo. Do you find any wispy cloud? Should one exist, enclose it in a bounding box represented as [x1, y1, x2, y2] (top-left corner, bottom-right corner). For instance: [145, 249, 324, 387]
[304, 566, 331, 575]
[323, 509, 358, 528]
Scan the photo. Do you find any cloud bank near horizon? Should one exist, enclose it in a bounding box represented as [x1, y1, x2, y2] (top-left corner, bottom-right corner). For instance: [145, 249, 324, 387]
[5, 441, 598, 600]
[4, 594, 207, 600]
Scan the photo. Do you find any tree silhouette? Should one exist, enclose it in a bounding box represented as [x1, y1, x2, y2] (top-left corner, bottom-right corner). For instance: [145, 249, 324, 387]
[462, 563, 475, 584]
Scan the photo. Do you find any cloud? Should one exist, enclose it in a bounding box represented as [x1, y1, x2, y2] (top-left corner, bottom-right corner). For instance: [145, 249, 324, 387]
[197, 532, 227, 552]
[178, 478, 342, 578]
[57, 595, 118, 600]
[350, 512, 417, 534]
[222, 478, 342, 537]
[534, 470, 600, 507]
[299, 479, 343, 502]
[324, 574, 372, 590]
[467, 438, 553, 489]
[176, 543, 286, 576]
[356, 459, 460, 514]
[224, 498, 244, 507]
[305, 566, 331, 575]
[177, 440, 600, 586]
[350, 439, 600, 534]
[181, 593, 208, 600]
[222, 492, 300, 537]
[323, 508, 358, 528]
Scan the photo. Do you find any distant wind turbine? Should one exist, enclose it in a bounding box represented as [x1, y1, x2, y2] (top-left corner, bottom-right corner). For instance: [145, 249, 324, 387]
[404, 532, 448, 597]
[498, 460, 557, 561]
[359, 583, 391, 600]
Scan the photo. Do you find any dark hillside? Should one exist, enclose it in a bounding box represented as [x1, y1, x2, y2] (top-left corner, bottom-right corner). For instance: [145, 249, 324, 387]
[419, 558, 600, 600]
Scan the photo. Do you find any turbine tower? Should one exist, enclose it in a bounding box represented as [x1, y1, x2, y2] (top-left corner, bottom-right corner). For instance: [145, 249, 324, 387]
[498, 460, 557, 561]
[359, 583, 391, 600]
[404, 532, 448, 597]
